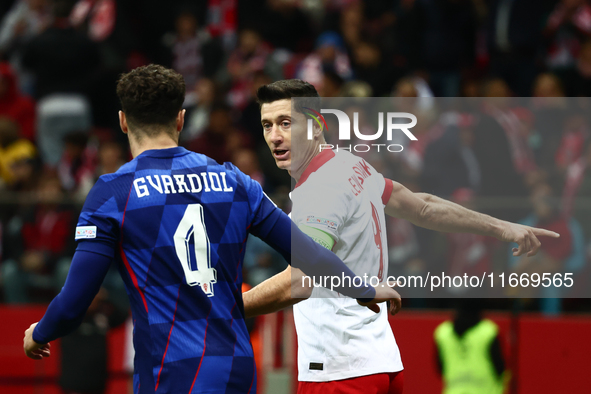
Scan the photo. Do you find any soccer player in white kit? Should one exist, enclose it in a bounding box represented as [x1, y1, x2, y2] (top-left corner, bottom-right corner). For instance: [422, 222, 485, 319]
[243, 80, 559, 394]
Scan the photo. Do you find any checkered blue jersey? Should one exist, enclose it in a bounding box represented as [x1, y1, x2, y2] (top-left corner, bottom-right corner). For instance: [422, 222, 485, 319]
[74, 147, 270, 393]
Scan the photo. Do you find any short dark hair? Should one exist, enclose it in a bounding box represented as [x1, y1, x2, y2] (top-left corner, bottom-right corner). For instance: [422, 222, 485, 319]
[256, 79, 320, 114]
[116, 64, 185, 137]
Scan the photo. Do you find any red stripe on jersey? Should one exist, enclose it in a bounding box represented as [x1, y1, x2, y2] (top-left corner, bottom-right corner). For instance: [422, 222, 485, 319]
[121, 183, 149, 314]
[382, 178, 394, 205]
[120, 246, 149, 313]
[247, 358, 256, 394]
[155, 284, 182, 391]
[294, 149, 335, 189]
[188, 304, 212, 394]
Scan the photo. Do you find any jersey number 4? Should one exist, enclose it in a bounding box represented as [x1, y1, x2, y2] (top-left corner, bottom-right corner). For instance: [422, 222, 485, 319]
[174, 204, 217, 296]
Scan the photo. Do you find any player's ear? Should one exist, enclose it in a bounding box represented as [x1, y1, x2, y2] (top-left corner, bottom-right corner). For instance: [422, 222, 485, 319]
[177, 109, 185, 132]
[119, 111, 129, 134]
[313, 122, 323, 140]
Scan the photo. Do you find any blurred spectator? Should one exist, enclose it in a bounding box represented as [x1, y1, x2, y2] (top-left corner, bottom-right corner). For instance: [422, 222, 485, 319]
[21, 0, 100, 100]
[351, 40, 396, 96]
[226, 28, 272, 109]
[183, 78, 217, 143]
[486, 0, 547, 96]
[95, 139, 125, 177]
[69, 0, 137, 71]
[161, 11, 206, 89]
[336, 0, 364, 49]
[297, 31, 352, 91]
[59, 287, 128, 394]
[0, 0, 51, 94]
[260, 0, 313, 52]
[340, 80, 372, 97]
[239, 71, 272, 147]
[205, 0, 237, 51]
[0, 61, 35, 141]
[0, 0, 50, 55]
[563, 142, 591, 238]
[57, 131, 97, 202]
[391, 75, 434, 100]
[408, 0, 478, 97]
[435, 298, 507, 393]
[1, 175, 73, 303]
[531, 73, 568, 188]
[21, 0, 100, 166]
[420, 113, 480, 197]
[561, 38, 591, 96]
[532, 72, 566, 97]
[555, 111, 589, 173]
[187, 103, 251, 164]
[0, 116, 36, 189]
[472, 80, 530, 221]
[544, 0, 591, 72]
[232, 148, 265, 187]
[509, 182, 584, 312]
[319, 70, 344, 97]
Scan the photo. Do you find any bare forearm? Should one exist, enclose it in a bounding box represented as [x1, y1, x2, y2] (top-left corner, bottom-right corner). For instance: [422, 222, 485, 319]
[412, 193, 504, 237]
[243, 267, 310, 318]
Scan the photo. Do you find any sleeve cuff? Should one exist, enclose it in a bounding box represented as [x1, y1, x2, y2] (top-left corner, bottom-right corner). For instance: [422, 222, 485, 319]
[32, 327, 48, 345]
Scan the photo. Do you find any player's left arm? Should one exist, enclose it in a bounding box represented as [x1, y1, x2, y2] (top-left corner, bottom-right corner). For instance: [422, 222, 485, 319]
[383, 179, 560, 257]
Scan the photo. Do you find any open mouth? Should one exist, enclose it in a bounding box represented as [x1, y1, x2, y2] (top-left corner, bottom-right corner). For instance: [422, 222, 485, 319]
[273, 149, 289, 160]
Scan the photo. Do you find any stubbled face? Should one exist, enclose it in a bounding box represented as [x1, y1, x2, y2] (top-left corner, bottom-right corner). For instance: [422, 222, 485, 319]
[261, 99, 313, 176]
[261, 99, 294, 171]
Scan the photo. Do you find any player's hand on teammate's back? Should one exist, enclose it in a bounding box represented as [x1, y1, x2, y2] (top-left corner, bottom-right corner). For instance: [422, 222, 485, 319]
[497, 222, 560, 257]
[23, 323, 50, 360]
[358, 282, 402, 316]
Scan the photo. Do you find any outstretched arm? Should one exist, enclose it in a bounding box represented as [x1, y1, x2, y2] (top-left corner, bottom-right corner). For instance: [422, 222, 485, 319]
[243, 266, 310, 318]
[384, 179, 560, 257]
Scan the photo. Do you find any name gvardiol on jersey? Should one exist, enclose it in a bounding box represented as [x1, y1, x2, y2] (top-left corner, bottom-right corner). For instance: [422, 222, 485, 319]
[133, 172, 234, 197]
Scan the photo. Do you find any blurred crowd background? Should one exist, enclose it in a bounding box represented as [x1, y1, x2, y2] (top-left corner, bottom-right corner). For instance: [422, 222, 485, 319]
[1, 0, 591, 320]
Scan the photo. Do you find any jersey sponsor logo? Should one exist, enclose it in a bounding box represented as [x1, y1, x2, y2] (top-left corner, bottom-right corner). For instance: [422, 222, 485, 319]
[305, 216, 338, 231]
[75, 226, 97, 239]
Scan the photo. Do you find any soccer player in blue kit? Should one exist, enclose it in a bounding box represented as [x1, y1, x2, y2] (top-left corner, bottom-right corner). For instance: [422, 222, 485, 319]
[22, 65, 399, 394]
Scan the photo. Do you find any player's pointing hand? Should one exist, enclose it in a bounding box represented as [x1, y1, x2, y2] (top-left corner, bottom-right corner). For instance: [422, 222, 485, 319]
[23, 323, 51, 360]
[358, 282, 402, 316]
[497, 222, 560, 257]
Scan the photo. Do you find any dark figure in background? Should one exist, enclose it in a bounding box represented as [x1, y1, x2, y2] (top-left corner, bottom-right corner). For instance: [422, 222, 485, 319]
[486, 0, 551, 96]
[20, 0, 100, 101]
[59, 287, 128, 394]
[407, 0, 478, 97]
[20, 0, 101, 166]
[435, 299, 507, 394]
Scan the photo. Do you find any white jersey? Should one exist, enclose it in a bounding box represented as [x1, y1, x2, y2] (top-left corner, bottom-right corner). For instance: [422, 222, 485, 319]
[290, 149, 403, 382]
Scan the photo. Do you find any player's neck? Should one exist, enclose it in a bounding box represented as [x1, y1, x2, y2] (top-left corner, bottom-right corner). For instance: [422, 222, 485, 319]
[129, 133, 179, 158]
[289, 138, 325, 182]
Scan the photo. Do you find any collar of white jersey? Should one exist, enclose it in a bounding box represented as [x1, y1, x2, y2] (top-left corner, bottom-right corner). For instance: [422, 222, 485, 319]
[294, 149, 336, 189]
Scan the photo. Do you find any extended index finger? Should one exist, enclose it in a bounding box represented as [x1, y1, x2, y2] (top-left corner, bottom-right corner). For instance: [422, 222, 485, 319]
[530, 228, 560, 238]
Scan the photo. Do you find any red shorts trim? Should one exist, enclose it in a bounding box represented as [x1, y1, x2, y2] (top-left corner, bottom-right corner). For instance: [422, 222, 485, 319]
[297, 371, 404, 394]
